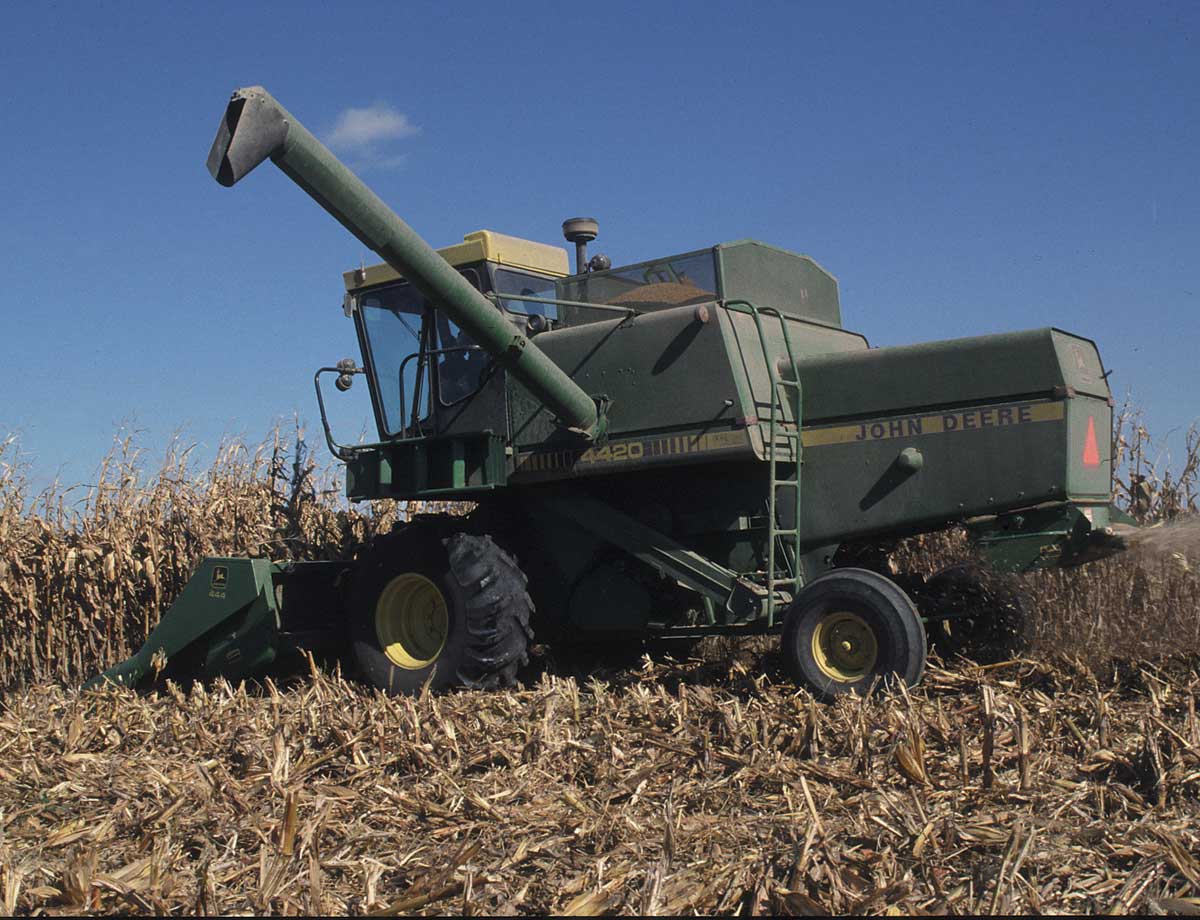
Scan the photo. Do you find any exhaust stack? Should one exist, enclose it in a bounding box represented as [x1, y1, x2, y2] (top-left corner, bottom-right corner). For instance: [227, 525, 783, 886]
[207, 86, 602, 440]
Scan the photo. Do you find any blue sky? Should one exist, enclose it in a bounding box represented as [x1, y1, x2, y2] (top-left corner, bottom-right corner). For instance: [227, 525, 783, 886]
[1, 1, 1196, 489]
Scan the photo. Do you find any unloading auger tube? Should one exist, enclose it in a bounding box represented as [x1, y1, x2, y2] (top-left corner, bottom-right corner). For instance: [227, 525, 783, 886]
[206, 85, 603, 441]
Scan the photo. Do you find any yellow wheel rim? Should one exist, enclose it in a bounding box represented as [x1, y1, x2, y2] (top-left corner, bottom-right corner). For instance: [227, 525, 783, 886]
[812, 610, 878, 682]
[374, 573, 449, 670]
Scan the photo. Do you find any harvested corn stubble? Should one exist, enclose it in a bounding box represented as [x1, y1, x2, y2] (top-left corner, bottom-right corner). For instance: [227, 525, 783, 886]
[3, 655, 1200, 915]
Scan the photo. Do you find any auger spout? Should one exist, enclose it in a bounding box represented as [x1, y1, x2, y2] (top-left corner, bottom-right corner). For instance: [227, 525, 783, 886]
[207, 85, 602, 440]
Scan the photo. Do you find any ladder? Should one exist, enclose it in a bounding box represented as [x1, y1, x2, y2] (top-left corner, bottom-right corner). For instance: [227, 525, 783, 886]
[725, 300, 804, 627]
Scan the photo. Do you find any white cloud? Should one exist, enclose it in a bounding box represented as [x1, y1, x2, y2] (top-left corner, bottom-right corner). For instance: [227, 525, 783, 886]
[326, 102, 420, 151]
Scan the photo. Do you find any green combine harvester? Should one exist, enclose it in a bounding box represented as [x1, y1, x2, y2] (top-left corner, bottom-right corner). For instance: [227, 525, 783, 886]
[89, 86, 1133, 700]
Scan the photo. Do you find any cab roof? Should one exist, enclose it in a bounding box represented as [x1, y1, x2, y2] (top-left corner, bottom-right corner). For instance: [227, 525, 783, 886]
[343, 229, 569, 292]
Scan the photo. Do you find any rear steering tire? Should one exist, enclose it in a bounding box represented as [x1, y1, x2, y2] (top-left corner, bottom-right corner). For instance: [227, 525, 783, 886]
[781, 568, 926, 701]
[348, 524, 533, 695]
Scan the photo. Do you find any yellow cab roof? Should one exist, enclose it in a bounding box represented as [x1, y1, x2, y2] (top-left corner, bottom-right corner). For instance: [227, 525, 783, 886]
[343, 230, 569, 292]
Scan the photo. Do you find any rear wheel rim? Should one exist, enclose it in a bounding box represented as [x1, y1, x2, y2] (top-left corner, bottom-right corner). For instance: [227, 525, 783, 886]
[811, 610, 878, 682]
[374, 573, 449, 670]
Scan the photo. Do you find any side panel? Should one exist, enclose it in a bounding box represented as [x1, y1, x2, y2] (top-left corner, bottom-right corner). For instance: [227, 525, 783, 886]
[782, 326, 1115, 546]
[507, 302, 866, 480]
[508, 304, 756, 478]
[797, 398, 1070, 545]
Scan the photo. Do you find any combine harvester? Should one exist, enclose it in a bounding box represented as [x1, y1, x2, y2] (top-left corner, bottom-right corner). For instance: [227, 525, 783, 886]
[90, 87, 1133, 700]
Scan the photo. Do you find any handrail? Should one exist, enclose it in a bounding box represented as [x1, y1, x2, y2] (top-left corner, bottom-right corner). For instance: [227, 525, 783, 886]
[313, 366, 364, 462]
[486, 291, 641, 317]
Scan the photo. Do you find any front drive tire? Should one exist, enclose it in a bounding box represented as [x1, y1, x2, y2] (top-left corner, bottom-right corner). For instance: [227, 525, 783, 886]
[349, 524, 533, 695]
[781, 568, 926, 701]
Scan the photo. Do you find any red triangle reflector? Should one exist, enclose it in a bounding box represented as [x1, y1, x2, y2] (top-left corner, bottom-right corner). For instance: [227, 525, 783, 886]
[1082, 415, 1100, 467]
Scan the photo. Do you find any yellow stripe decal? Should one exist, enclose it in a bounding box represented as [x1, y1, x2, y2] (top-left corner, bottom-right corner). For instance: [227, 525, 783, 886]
[513, 399, 1064, 477]
[801, 400, 1065, 448]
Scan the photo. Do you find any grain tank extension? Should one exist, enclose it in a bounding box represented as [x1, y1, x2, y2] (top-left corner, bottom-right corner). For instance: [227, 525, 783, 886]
[89, 86, 1133, 700]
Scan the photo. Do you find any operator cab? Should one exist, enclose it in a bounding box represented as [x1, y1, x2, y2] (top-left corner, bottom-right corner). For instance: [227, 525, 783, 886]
[343, 230, 568, 439]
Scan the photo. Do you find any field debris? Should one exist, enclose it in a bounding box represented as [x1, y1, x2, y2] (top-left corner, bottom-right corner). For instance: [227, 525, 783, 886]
[4, 654, 1200, 915]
